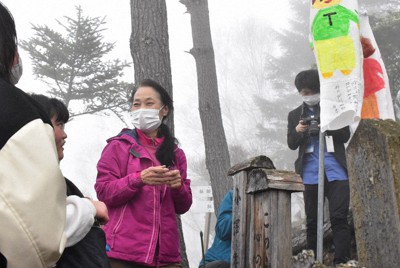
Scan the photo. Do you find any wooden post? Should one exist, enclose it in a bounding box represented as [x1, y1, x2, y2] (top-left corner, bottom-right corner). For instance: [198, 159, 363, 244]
[228, 155, 304, 268]
[347, 119, 400, 267]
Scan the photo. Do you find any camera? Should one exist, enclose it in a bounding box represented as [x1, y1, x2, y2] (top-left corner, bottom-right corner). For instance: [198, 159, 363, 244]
[301, 115, 320, 136]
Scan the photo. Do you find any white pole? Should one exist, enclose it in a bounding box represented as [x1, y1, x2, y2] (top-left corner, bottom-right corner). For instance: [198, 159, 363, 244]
[317, 131, 326, 262]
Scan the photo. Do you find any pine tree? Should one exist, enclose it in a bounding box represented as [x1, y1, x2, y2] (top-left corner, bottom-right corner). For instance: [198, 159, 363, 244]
[21, 6, 131, 120]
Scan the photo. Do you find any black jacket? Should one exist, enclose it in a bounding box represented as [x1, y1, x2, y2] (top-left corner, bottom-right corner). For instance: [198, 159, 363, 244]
[0, 79, 51, 149]
[56, 179, 110, 268]
[0, 79, 65, 267]
[287, 103, 350, 176]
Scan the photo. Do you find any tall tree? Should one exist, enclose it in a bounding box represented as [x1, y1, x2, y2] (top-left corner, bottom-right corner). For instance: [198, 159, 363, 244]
[130, 1, 173, 97]
[180, 0, 232, 211]
[130, 1, 188, 266]
[21, 6, 131, 120]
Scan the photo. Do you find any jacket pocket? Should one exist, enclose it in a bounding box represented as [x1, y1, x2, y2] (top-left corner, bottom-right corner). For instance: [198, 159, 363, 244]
[111, 204, 128, 249]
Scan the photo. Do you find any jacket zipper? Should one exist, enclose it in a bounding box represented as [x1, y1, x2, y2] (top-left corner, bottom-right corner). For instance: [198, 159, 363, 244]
[140, 139, 160, 264]
[145, 186, 158, 263]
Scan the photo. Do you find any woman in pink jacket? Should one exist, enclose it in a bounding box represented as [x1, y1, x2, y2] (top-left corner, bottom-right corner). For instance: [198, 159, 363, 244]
[95, 79, 192, 268]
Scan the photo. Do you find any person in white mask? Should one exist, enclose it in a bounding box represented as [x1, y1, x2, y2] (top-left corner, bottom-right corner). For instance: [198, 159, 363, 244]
[95, 79, 192, 268]
[287, 69, 352, 266]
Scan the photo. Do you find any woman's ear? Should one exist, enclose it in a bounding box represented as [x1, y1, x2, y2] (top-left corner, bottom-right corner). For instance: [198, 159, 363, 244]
[161, 106, 169, 117]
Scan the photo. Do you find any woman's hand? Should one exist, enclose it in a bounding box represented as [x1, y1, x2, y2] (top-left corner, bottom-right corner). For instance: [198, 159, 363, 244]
[140, 166, 170, 185]
[164, 169, 182, 189]
[140, 166, 181, 188]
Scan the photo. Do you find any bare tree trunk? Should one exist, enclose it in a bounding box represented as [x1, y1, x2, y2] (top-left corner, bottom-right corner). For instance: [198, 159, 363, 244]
[130, 1, 172, 93]
[181, 0, 232, 211]
[130, 1, 188, 267]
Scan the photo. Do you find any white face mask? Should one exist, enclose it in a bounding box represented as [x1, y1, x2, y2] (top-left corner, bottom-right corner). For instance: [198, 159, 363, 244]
[130, 106, 164, 133]
[302, 93, 320, 106]
[10, 56, 23, 85]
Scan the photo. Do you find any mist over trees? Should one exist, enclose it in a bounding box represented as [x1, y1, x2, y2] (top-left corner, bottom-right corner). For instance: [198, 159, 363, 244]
[255, 0, 314, 170]
[208, 0, 314, 171]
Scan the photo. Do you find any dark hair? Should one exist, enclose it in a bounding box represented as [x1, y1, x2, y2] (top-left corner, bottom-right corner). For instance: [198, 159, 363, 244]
[0, 2, 17, 83]
[294, 69, 320, 93]
[30, 94, 70, 123]
[130, 79, 176, 167]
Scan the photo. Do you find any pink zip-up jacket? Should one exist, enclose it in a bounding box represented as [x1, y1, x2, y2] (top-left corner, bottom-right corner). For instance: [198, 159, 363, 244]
[95, 129, 192, 265]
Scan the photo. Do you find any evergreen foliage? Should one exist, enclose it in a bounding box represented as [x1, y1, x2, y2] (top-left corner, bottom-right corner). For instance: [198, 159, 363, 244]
[21, 6, 131, 120]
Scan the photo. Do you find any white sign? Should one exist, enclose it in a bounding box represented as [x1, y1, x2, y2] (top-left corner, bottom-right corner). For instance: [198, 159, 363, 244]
[193, 186, 213, 199]
[191, 186, 214, 213]
[195, 200, 214, 213]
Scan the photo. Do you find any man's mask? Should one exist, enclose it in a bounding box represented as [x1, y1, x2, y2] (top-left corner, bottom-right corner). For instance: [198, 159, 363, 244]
[302, 93, 320, 106]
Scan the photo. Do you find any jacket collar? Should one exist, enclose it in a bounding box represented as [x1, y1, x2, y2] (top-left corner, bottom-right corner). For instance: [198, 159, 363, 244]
[107, 128, 165, 160]
[136, 128, 165, 147]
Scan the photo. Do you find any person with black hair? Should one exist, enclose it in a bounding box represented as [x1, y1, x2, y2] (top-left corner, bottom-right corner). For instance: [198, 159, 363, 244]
[95, 79, 192, 267]
[0, 3, 107, 266]
[30, 94, 110, 268]
[0, 2, 66, 267]
[287, 69, 351, 266]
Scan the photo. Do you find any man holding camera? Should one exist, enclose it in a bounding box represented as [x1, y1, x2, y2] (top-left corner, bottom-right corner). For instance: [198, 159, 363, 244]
[287, 69, 351, 266]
